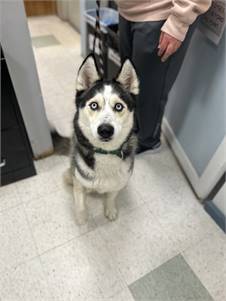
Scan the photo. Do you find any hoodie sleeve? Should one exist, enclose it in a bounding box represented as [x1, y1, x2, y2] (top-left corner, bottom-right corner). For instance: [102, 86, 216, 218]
[161, 0, 212, 41]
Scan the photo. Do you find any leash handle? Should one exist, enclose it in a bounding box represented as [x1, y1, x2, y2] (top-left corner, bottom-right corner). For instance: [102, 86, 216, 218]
[93, 0, 100, 52]
[93, 0, 104, 77]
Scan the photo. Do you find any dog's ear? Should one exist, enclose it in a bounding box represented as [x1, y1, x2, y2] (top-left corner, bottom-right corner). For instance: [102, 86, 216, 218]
[115, 59, 139, 95]
[76, 54, 100, 91]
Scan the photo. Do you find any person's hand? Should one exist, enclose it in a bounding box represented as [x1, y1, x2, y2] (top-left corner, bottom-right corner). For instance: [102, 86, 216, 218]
[157, 32, 182, 62]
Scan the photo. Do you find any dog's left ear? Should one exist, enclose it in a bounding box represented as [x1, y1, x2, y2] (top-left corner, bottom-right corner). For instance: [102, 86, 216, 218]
[115, 59, 139, 95]
[76, 54, 100, 91]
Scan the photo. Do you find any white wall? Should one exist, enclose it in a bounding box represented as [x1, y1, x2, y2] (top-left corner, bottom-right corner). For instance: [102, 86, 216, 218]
[165, 29, 226, 176]
[164, 27, 226, 199]
[56, 0, 81, 32]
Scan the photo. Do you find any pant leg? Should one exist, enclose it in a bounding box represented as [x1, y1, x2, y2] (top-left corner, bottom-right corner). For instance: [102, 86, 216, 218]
[131, 20, 197, 147]
[119, 15, 133, 62]
[153, 20, 198, 141]
[119, 15, 139, 132]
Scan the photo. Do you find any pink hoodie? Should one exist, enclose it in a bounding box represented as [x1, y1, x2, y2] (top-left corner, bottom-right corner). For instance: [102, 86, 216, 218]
[117, 0, 212, 41]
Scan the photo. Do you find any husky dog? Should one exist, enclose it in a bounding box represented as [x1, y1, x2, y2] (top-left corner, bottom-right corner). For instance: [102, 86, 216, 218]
[66, 54, 139, 224]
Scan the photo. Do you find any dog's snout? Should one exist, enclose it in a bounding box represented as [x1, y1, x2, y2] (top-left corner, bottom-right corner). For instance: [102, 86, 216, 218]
[98, 124, 114, 140]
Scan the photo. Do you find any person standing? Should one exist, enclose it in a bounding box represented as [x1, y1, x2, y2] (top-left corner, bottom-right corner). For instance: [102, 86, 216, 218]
[117, 0, 212, 153]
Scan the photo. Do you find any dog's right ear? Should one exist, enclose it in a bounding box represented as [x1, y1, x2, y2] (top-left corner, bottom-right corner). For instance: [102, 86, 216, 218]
[76, 54, 100, 91]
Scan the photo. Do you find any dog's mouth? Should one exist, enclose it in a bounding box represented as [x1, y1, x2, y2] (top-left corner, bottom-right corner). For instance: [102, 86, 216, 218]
[99, 137, 113, 142]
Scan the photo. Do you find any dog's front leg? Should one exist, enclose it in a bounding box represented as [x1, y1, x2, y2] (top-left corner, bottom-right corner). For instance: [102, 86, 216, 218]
[72, 176, 88, 225]
[104, 191, 118, 221]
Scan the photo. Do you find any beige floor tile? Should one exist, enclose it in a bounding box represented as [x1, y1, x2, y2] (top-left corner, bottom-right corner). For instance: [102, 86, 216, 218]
[0, 257, 52, 301]
[40, 231, 125, 300]
[0, 206, 37, 269]
[0, 183, 21, 212]
[108, 287, 135, 301]
[152, 202, 222, 253]
[15, 171, 58, 204]
[132, 147, 194, 204]
[34, 154, 67, 174]
[98, 204, 178, 285]
[24, 190, 96, 254]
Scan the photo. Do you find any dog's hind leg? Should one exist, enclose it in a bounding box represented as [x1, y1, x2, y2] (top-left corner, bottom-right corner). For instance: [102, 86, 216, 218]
[72, 176, 88, 225]
[104, 191, 118, 221]
[63, 168, 73, 185]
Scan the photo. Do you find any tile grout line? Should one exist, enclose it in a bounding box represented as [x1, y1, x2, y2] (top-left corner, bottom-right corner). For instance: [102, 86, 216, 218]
[37, 227, 123, 300]
[90, 228, 129, 298]
[22, 203, 40, 258]
[0, 202, 23, 214]
[22, 202, 61, 300]
[94, 208, 148, 291]
[15, 179, 65, 207]
[180, 253, 217, 301]
[144, 193, 222, 254]
[5, 254, 42, 271]
[35, 255, 56, 301]
[35, 219, 98, 258]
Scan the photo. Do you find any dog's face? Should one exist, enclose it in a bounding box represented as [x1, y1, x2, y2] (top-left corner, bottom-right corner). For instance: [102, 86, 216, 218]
[75, 55, 139, 150]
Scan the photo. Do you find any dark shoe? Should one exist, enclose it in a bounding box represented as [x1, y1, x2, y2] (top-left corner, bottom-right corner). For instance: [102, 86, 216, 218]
[136, 140, 161, 155]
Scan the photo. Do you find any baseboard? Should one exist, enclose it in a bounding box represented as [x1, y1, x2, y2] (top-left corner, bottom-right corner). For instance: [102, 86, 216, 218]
[204, 201, 226, 232]
[162, 117, 225, 199]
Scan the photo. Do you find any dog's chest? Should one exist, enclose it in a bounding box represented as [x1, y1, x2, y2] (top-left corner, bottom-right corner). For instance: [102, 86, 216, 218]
[76, 154, 132, 193]
[94, 154, 131, 193]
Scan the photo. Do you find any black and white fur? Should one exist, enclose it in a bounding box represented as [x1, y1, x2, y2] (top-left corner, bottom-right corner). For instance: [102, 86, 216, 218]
[66, 54, 139, 224]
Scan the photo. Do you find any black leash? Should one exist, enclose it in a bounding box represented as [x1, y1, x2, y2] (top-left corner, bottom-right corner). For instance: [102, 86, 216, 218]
[93, 0, 104, 77]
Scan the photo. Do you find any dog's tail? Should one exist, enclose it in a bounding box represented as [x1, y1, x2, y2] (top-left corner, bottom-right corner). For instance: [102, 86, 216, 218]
[51, 130, 71, 156]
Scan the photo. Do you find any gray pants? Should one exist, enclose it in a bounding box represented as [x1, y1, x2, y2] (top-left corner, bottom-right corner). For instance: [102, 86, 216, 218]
[119, 15, 197, 147]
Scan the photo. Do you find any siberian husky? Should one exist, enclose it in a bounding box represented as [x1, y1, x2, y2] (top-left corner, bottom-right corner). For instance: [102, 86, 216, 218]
[66, 54, 139, 224]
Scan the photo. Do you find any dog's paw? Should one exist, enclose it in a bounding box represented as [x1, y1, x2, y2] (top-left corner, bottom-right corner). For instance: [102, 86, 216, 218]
[75, 210, 88, 225]
[105, 207, 118, 221]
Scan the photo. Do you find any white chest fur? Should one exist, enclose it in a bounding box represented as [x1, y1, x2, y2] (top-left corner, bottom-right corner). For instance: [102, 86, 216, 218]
[74, 153, 132, 194]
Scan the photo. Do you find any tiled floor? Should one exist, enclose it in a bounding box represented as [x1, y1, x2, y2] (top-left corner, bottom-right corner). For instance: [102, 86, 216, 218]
[0, 16, 225, 301]
[29, 15, 83, 138]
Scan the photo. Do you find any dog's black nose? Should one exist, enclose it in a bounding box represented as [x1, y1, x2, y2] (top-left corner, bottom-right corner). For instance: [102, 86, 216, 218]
[98, 124, 114, 140]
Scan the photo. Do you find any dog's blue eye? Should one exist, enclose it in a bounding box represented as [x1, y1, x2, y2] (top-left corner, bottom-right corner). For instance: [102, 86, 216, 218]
[114, 103, 124, 112]
[90, 102, 99, 111]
